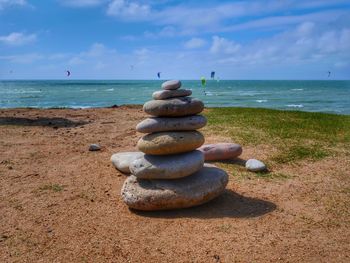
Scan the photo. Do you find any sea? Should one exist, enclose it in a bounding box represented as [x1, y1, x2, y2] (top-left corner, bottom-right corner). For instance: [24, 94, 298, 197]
[0, 80, 349, 114]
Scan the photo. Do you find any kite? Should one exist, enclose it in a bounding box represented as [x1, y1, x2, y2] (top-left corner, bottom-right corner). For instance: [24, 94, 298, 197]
[157, 72, 161, 79]
[201, 77, 206, 86]
[211, 71, 215, 79]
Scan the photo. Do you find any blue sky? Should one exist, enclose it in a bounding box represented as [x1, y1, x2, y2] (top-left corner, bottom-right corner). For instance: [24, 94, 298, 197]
[0, 0, 349, 79]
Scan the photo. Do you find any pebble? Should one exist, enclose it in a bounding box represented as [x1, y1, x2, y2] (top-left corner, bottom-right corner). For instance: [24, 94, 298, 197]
[137, 131, 205, 155]
[110, 152, 144, 174]
[89, 144, 101, 151]
[130, 150, 204, 179]
[136, 115, 207, 133]
[143, 97, 204, 117]
[161, 80, 181, 90]
[121, 164, 229, 211]
[245, 159, 267, 172]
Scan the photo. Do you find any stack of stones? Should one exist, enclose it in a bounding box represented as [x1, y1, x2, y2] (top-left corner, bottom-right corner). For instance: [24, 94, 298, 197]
[121, 80, 229, 211]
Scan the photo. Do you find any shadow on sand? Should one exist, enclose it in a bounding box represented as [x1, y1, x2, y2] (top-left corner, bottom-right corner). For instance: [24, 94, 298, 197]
[133, 189, 276, 219]
[209, 158, 270, 173]
[0, 117, 88, 128]
[209, 157, 247, 166]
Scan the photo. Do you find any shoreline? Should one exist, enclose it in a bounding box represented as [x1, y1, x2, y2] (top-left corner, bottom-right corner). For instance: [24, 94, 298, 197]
[1, 105, 348, 116]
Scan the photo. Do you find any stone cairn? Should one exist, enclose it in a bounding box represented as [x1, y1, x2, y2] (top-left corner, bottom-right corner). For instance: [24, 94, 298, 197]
[120, 80, 229, 211]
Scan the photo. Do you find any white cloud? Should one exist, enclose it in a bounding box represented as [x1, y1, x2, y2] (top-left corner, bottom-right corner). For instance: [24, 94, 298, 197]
[210, 36, 240, 54]
[184, 37, 206, 49]
[0, 0, 27, 10]
[107, 0, 150, 20]
[68, 43, 118, 66]
[48, 53, 69, 60]
[211, 22, 350, 70]
[0, 32, 36, 46]
[107, 1, 349, 35]
[68, 56, 85, 65]
[133, 47, 151, 62]
[0, 53, 43, 64]
[222, 9, 348, 33]
[143, 26, 178, 38]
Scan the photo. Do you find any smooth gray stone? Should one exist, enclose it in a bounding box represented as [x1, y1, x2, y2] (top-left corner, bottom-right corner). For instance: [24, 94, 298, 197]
[110, 152, 144, 174]
[136, 115, 207, 133]
[143, 97, 204, 117]
[152, 89, 192, 100]
[121, 164, 229, 211]
[245, 159, 267, 172]
[130, 150, 204, 179]
[137, 131, 205, 155]
[161, 80, 181, 90]
[89, 144, 101, 151]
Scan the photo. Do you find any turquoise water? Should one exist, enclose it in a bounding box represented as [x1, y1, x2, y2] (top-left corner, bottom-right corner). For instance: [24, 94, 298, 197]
[0, 80, 349, 114]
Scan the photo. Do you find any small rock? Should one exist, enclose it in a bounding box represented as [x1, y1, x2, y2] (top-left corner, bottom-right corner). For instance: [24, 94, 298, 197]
[89, 144, 101, 151]
[198, 143, 242, 161]
[111, 152, 144, 174]
[161, 80, 181, 90]
[152, 89, 192, 100]
[245, 159, 267, 172]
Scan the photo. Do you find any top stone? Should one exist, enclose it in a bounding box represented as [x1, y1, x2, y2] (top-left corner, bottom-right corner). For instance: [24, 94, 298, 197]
[161, 80, 181, 90]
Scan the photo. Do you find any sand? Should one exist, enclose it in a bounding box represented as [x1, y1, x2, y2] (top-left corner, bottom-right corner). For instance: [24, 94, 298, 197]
[0, 106, 349, 262]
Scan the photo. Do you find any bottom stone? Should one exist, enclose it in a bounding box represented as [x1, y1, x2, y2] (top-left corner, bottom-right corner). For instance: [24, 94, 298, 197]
[121, 164, 229, 211]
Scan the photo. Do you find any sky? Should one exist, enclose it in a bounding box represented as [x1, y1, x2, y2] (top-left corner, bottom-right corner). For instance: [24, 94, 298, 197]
[0, 0, 349, 80]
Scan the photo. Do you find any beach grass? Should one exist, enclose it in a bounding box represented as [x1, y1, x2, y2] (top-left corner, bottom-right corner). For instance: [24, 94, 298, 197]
[204, 107, 350, 167]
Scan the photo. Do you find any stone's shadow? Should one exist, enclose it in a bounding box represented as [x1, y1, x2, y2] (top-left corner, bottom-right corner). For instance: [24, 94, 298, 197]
[0, 117, 88, 128]
[208, 157, 247, 167]
[208, 158, 270, 173]
[133, 189, 276, 219]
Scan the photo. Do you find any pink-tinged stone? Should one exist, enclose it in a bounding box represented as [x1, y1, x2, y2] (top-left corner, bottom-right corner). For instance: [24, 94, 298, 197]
[198, 143, 242, 161]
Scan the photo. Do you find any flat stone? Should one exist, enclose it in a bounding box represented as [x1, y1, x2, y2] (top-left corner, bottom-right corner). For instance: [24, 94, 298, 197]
[245, 159, 267, 172]
[130, 150, 204, 179]
[143, 97, 204, 117]
[110, 152, 144, 174]
[152, 89, 192, 100]
[121, 164, 229, 211]
[161, 80, 181, 90]
[136, 115, 207, 133]
[198, 143, 242, 161]
[137, 131, 205, 155]
[89, 144, 101, 151]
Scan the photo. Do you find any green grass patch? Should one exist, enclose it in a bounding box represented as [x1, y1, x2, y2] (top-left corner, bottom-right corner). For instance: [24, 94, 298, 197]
[39, 184, 65, 192]
[204, 107, 350, 165]
[255, 172, 292, 179]
[272, 145, 329, 164]
[214, 161, 292, 180]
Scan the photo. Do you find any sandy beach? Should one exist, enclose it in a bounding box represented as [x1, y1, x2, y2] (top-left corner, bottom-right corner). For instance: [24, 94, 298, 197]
[1, 106, 349, 262]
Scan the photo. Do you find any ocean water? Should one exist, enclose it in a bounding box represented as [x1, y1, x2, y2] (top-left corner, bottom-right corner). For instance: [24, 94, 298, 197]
[0, 80, 349, 114]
